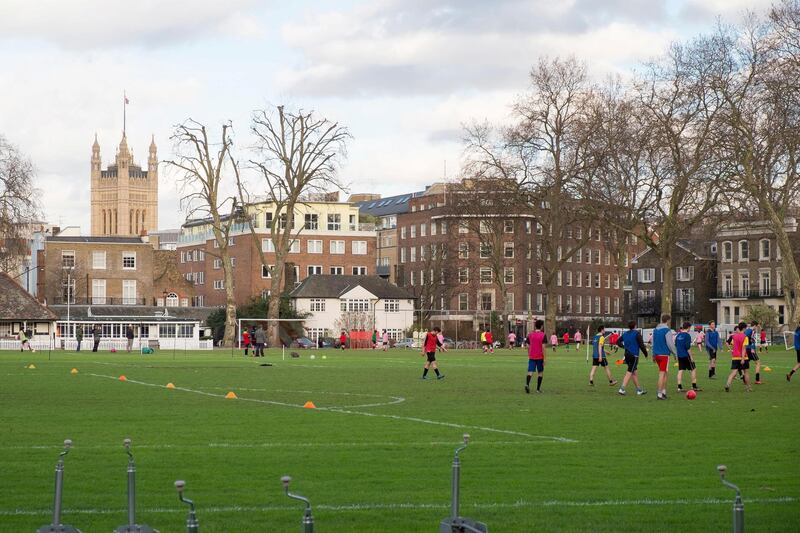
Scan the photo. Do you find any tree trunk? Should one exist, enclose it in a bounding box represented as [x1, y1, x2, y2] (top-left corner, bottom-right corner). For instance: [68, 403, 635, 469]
[267, 258, 286, 346]
[544, 283, 557, 336]
[770, 214, 800, 327]
[222, 259, 236, 347]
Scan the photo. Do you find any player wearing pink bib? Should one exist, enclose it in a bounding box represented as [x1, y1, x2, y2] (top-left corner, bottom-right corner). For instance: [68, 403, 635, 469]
[526, 319, 546, 394]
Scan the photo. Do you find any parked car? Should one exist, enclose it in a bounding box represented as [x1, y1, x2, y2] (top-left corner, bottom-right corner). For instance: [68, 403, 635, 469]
[441, 337, 454, 349]
[319, 337, 340, 348]
[292, 336, 315, 349]
[394, 338, 418, 349]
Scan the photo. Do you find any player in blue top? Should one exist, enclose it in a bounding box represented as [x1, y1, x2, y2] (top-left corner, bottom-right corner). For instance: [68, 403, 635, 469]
[744, 321, 763, 384]
[675, 321, 700, 392]
[616, 321, 648, 396]
[705, 321, 720, 379]
[589, 325, 617, 387]
[787, 325, 800, 382]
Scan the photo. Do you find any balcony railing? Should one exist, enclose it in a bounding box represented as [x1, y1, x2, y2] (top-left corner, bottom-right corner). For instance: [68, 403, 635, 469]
[712, 288, 785, 299]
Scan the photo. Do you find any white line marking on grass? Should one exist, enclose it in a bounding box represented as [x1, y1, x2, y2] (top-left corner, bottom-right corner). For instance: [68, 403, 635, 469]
[86, 373, 574, 443]
[198, 387, 407, 409]
[1, 497, 795, 517]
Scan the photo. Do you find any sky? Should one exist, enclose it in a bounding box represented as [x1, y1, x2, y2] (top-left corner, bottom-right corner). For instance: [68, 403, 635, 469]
[0, 0, 772, 232]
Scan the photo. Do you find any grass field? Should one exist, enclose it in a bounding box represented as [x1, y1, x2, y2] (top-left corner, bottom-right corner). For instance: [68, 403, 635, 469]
[1, 345, 798, 532]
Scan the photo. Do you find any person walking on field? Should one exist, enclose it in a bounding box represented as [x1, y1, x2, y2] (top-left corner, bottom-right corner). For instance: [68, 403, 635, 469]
[786, 325, 800, 382]
[507, 331, 516, 349]
[125, 325, 134, 353]
[421, 326, 445, 380]
[525, 319, 546, 394]
[372, 329, 378, 349]
[92, 325, 101, 352]
[589, 325, 617, 387]
[254, 325, 266, 357]
[242, 328, 251, 356]
[484, 329, 494, 353]
[18, 328, 35, 352]
[744, 321, 763, 384]
[562, 332, 570, 348]
[652, 314, 676, 400]
[75, 325, 83, 352]
[436, 329, 447, 353]
[725, 323, 752, 392]
[574, 330, 582, 351]
[339, 330, 347, 350]
[550, 333, 558, 352]
[705, 321, 720, 379]
[759, 327, 768, 353]
[675, 321, 700, 392]
[616, 321, 648, 396]
[382, 329, 390, 352]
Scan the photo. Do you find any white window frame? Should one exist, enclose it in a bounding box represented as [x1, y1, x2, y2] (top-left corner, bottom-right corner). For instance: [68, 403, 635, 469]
[92, 251, 106, 270]
[330, 240, 345, 254]
[308, 239, 323, 254]
[122, 251, 136, 270]
[352, 241, 367, 255]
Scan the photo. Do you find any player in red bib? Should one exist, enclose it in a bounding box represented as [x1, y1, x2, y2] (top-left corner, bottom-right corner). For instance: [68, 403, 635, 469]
[526, 319, 546, 394]
[242, 329, 251, 356]
[421, 326, 445, 380]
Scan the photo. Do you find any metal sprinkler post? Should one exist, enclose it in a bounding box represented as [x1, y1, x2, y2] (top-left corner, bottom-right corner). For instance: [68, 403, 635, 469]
[282, 476, 314, 533]
[37, 439, 82, 533]
[717, 465, 744, 533]
[114, 439, 158, 532]
[175, 480, 199, 533]
[439, 434, 488, 533]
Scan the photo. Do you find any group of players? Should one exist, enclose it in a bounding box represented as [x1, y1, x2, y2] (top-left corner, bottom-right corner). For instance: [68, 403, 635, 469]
[418, 316, 800, 399]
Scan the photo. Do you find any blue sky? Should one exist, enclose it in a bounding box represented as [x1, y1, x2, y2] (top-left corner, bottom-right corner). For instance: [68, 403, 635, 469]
[0, 0, 771, 231]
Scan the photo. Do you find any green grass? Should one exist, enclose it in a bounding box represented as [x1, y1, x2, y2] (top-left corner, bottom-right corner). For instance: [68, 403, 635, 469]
[0, 345, 798, 532]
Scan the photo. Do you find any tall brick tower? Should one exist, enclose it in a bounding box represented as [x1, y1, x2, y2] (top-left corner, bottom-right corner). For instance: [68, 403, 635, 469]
[90, 133, 158, 236]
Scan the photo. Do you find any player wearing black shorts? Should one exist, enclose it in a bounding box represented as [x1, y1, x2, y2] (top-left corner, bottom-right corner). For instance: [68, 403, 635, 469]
[705, 321, 720, 378]
[421, 327, 444, 380]
[745, 321, 762, 384]
[787, 325, 800, 382]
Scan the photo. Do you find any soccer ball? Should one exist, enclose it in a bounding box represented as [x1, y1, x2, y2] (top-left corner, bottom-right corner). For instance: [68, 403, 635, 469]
[310, 355, 316, 360]
[686, 390, 697, 400]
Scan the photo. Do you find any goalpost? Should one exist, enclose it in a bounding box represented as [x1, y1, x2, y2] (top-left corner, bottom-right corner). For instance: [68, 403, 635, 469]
[783, 330, 797, 351]
[235, 318, 306, 359]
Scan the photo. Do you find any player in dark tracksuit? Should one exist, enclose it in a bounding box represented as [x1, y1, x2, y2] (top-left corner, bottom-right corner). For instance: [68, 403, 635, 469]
[744, 321, 763, 384]
[675, 322, 700, 392]
[705, 321, 720, 379]
[617, 321, 648, 396]
[787, 326, 800, 382]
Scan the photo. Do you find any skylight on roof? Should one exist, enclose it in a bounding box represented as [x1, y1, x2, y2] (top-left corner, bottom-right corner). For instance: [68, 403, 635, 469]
[368, 202, 376, 208]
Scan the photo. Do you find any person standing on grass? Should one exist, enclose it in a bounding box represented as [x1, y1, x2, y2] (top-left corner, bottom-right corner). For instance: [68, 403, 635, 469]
[652, 314, 676, 400]
[616, 321, 648, 396]
[382, 329, 390, 352]
[676, 321, 700, 392]
[589, 325, 617, 387]
[695, 329, 705, 354]
[525, 319, 546, 394]
[436, 329, 447, 353]
[242, 328, 251, 356]
[75, 325, 83, 352]
[705, 321, 720, 379]
[18, 328, 35, 352]
[372, 329, 378, 349]
[744, 321, 763, 384]
[759, 327, 768, 353]
[484, 329, 494, 353]
[508, 331, 516, 349]
[574, 330, 582, 351]
[421, 326, 445, 380]
[787, 325, 800, 382]
[92, 324, 101, 352]
[609, 331, 620, 353]
[254, 325, 266, 357]
[550, 333, 558, 352]
[562, 331, 569, 348]
[125, 325, 134, 353]
[725, 323, 752, 392]
[339, 330, 347, 350]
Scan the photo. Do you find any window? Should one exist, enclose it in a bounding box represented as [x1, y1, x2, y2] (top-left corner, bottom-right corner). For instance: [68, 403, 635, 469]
[262, 239, 275, 253]
[504, 220, 514, 233]
[400, 227, 407, 239]
[228, 237, 235, 246]
[61, 250, 75, 268]
[479, 243, 492, 259]
[576, 247, 582, 263]
[330, 266, 344, 275]
[458, 293, 469, 311]
[479, 221, 491, 234]
[605, 296, 610, 314]
[525, 221, 532, 234]
[310, 298, 326, 312]
[289, 240, 301, 253]
[122, 252, 136, 270]
[566, 271, 573, 287]
[594, 296, 601, 314]
[262, 265, 273, 278]
[637, 268, 655, 283]
[459, 268, 469, 284]
[307, 265, 322, 276]
[566, 295, 572, 312]
[614, 275, 620, 289]
[420, 223, 427, 237]
[458, 243, 469, 259]
[537, 269, 543, 285]
[480, 267, 493, 284]
[213, 279, 224, 290]
[506, 292, 514, 311]
[229, 257, 236, 267]
[342, 298, 370, 312]
[594, 273, 601, 288]
[305, 213, 319, 230]
[577, 271, 583, 287]
[410, 247, 417, 262]
[738, 240, 749, 262]
[410, 225, 417, 238]
[213, 240, 219, 249]
[92, 251, 106, 269]
[759, 239, 770, 261]
[557, 270, 562, 286]
[196, 272, 205, 285]
[613, 298, 620, 315]
[536, 293, 543, 312]
[759, 270, 771, 296]
[722, 241, 733, 262]
[180, 251, 185, 263]
[352, 241, 367, 255]
[593, 249, 601, 265]
[723, 272, 733, 297]
[504, 267, 514, 284]
[410, 271, 415, 285]
[480, 292, 493, 311]
[576, 295, 582, 313]
[384, 299, 399, 312]
[739, 271, 750, 293]
[91, 279, 106, 304]
[675, 288, 695, 312]
[557, 294, 563, 313]
[330, 240, 345, 254]
[213, 259, 222, 270]
[327, 214, 341, 231]
[604, 251, 610, 266]
[431, 222, 437, 236]
[676, 266, 694, 281]
[165, 292, 179, 307]
[504, 242, 514, 258]
[536, 222, 543, 235]
[122, 280, 137, 304]
[307, 239, 323, 254]
[605, 274, 610, 288]
[352, 266, 367, 275]
[441, 221, 448, 234]
[400, 248, 407, 263]
[458, 223, 468, 234]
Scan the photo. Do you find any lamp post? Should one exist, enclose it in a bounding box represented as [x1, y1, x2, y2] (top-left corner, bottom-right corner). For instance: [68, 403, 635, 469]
[65, 265, 75, 345]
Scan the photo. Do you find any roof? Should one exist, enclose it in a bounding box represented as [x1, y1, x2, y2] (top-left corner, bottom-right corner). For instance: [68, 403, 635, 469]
[0, 273, 58, 321]
[290, 275, 415, 300]
[46, 236, 146, 244]
[632, 238, 716, 264]
[356, 191, 425, 217]
[48, 305, 216, 323]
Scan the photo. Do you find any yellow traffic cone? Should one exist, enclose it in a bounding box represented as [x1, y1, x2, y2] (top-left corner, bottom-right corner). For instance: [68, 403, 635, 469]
[27, 364, 36, 369]
[225, 391, 237, 399]
[70, 368, 78, 375]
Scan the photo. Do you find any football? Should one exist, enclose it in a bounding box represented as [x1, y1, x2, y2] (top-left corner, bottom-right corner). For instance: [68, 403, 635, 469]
[686, 390, 697, 400]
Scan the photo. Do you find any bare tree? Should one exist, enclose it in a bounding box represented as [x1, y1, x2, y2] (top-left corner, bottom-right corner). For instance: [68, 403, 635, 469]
[241, 105, 351, 345]
[462, 57, 599, 334]
[167, 120, 240, 346]
[0, 135, 39, 274]
[711, 9, 800, 326]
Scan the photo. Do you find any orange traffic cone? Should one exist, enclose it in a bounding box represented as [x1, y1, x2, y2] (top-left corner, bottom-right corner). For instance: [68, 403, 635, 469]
[119, 375, 127, 381]
[225, 391, 238, 399]
[303, 401, 316, 409]
[166, 382, 176, 389]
